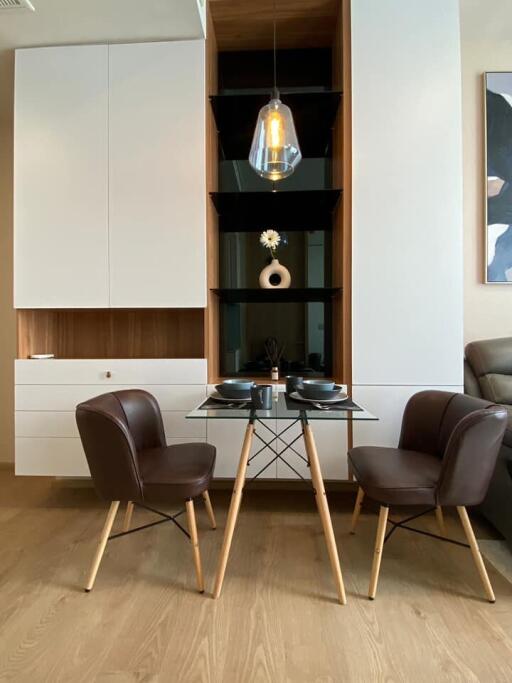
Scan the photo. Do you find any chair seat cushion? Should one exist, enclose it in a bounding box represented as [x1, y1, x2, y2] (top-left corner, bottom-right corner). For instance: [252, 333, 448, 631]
[348, 446, 442, 506]
[138, 442, 216, 503]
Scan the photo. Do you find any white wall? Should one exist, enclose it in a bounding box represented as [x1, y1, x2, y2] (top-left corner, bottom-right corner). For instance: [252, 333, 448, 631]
[351, 0, 464, 445]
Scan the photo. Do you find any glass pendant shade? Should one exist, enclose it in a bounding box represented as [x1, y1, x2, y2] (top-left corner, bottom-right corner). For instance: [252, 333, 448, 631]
[249, 97, 302, 181]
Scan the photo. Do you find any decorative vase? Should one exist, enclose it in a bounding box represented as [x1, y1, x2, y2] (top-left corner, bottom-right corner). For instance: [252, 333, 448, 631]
[271, 366, 279, 381]
[259, 258, 291, 289]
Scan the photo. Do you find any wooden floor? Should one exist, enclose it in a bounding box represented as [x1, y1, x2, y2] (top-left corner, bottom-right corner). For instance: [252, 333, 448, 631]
[1, 469, 512, 682]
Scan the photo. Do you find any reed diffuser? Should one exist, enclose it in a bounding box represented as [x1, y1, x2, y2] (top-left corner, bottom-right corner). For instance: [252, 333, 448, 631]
[264, 336, 284, 381]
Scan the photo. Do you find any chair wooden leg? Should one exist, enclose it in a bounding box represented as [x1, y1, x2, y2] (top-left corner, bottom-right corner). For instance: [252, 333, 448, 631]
[350, 487, 365, 534]
[435, 506, 446, 536]
[202, 490, 217, 529]
[123, 501, 134, 532]
[368, 505, 389, 600]
[85, 501, 120, 592]
[186, 498, 204, 593]
[457, 506, 496, 603]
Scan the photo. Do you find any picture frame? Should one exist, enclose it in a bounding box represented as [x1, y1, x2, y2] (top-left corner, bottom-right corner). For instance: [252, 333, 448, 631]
[484, 72, 512, 283]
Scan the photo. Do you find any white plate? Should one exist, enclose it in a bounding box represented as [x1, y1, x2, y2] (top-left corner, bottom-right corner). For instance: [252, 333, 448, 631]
[209, 392, 250, 404]
[290, 391, 348, 405]
[29, 354, 55, 360]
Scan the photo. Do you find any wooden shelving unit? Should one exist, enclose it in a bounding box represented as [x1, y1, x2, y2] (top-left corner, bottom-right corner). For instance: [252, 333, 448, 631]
[17, 309, 204, 359]
[210, 189, 341, 232]
[204, 0, 352, 387]
[210, 90, 342, 159]
[212, 288, 341, 303]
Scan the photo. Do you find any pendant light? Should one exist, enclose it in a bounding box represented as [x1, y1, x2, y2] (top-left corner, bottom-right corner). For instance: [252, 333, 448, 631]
[248, 0, 302, 181]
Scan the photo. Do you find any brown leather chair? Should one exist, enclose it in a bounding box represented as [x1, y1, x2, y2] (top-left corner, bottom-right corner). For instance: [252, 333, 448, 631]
[348, 390, 507, 601]
[76, 389, 216, 593]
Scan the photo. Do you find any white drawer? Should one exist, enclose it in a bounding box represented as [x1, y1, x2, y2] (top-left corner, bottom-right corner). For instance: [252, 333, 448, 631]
[15, 438, 90, 477]
[16, 384, 206, 412]
[15, 359, 207, 385]
[162, 412, 206, 439]
[15, 436, 208, 477]
[16, 410, 205, 440]
[16, 412, 78, 438]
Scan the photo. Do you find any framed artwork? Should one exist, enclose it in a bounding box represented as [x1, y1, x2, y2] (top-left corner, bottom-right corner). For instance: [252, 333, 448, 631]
[485, 72, 512, 283]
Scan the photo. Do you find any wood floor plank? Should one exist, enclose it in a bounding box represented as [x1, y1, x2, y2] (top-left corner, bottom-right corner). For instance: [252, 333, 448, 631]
[0, 472, 512, 682]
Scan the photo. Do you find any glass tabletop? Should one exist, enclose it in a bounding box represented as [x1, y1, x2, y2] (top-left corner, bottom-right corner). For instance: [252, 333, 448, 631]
[187, 392, 377, 421]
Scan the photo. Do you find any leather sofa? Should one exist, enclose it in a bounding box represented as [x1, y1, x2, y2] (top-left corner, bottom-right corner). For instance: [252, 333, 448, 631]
[465, 337, 512, 547]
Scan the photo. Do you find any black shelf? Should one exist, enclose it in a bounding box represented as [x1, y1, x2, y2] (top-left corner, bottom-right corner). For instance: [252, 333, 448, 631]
[212, 288, 341, 303]
[210, 189, 341, 232]
[210, 91, 342, 160]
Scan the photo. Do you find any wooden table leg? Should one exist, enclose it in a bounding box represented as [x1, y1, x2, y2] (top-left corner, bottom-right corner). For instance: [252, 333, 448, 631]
[213, 420, 255, 599]
[303, 421, 347, 605]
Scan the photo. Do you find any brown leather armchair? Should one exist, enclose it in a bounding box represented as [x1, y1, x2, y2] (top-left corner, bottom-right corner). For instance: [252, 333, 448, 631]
[76, 389, 216, 593]
[465, 337, 512, 548]
[348, 390, 507, 601]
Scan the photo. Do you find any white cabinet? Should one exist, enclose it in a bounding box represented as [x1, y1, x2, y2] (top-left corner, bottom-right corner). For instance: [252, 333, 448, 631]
[206, 419, 277, 479]
[351, 0, 463, 388]
[108, 41, 206, 308]
[14, 45, 109, 308]
[275, 420, 348, 481]
[15, 359, 207, 476]
[14, 40, 206, 309]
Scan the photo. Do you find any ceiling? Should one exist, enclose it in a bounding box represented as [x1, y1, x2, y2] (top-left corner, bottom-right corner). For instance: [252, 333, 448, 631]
[0, 0, 205, 50]
[210, 0, 339, 51]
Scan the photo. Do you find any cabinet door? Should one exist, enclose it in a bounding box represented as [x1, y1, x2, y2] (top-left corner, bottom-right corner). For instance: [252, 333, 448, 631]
[108, 41, 206, 308]
[14, 46, 109, 308]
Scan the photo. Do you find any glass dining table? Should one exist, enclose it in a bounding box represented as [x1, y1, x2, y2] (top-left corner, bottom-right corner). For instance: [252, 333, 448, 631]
[187, 391, 377, 605]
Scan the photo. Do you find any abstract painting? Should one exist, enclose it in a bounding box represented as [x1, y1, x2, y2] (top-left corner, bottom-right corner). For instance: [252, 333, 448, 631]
[485, 72, 512, 283]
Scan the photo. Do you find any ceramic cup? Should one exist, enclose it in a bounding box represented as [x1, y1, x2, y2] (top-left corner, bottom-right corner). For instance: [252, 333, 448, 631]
[250, 384, 273, 410]
[285, 376, 303, 395]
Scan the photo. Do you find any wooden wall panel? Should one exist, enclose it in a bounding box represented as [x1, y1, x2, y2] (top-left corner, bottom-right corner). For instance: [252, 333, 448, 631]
[205, 2, 220, 382]
[332, 0, 351, 387]
[17, 309, 204, 360]
[210, 0, 339, 51]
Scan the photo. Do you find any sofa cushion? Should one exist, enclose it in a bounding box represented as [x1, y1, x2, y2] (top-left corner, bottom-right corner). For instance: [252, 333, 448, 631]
[466, 337, 512, 378]
[480, 373, 512, 405]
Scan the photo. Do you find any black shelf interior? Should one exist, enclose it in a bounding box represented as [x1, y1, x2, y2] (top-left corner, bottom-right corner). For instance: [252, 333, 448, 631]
[210, 189, 341, 232]
[212, 288, 341, 303]
[210, 91, 342, 160]
[214, 48, 340, 379]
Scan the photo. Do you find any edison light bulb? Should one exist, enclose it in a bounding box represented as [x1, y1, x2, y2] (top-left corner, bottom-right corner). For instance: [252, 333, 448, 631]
[249, 97, 302, 181]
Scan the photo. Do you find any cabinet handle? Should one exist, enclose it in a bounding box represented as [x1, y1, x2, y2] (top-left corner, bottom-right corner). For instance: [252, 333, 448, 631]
[106, 371, 112, 379]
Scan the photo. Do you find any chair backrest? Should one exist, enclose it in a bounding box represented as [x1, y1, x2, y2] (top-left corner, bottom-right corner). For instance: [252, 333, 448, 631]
[76, 389, 166, 501]
[465, 337, 512, 405]
[399, 390, 507, 506]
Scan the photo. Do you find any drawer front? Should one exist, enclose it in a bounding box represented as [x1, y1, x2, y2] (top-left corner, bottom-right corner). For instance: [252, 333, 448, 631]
[15, 359, 207, 385]
[15, 438, 90, 477]
[16, 410, 205, 439]
[15, 436, 208, 477]
[16, 384, 206, 412]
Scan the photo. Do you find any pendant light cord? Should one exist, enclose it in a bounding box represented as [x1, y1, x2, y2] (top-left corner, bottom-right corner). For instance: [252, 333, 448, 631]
[273, 0, 278, 98]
